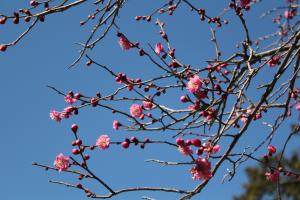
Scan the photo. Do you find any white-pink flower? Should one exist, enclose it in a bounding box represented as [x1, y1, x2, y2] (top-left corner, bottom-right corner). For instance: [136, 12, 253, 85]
[295, 103, 300, 111]
[54, 153, 70, 171]
[178, 145, 193, 156]
[190, 158, 212, 180]
[155, 43, 164, 55]
[119, 35, 132, 50]
[187, 75, 203, 93]
[113, 120, 121, 130]
[143, 101, 153, 110]
[64, 94, 77, 104]
[265, 170, 280, 182]
[130, 104, 143, 118]
[50, 110, 62, 122]
[211, 145, 221, 154]
[96, 135, 110, 150]
[240, 114, 248, 123]
[60, 111, 70, 119]
[64, 106, 74, 113]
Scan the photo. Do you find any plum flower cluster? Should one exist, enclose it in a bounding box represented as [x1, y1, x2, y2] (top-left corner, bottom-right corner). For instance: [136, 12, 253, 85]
[64, 92, 80, 104]
[49, 92, 81, 122]
[263, 144, 279, 182]
[176, 138, 220, 180]
[190, 158, 213, 180]
[239, 108, 263, 124]
[50, 106, 78, 122]
[115, 72, 142, 91]
[176, 138, 220, 156]
[265, 170, 280, 182]
[11, 0, 297, 198]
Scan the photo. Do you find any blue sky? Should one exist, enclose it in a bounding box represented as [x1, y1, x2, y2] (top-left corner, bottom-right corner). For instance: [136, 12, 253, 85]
[0, 1, 298, 200]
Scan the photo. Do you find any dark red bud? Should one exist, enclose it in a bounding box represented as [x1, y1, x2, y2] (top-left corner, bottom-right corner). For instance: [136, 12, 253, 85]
[71, 124, 79, 134]
[121, 141, 130, 149]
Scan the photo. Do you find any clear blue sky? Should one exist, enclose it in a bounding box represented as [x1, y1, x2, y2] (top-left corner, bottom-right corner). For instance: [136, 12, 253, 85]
[0, 1, 298, 200]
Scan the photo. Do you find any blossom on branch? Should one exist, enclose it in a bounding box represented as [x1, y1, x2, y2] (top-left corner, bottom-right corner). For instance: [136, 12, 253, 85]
[265, 170, 280, 182]
[295, 104, 300, 111]
[50, 110, 62, 122]
[113, 120, 121, 130]
[187, 75, 203, 93]
[64, 94, 77, 104]
[54, 153, 70, 171]
[96, 135, 110, 150]
[190, 158, 212, 181]
[118, 33, 132, 50]
[155, 42, 164, 55]
[178, 145, 193, 156]
[130, 104, 143, 118]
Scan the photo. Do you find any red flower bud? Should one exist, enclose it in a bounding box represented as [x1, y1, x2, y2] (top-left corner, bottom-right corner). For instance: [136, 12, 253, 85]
[191, 139, 201, 147]
[71, 124, 79, 134]
[0, 44, 7, 52]
[176, 138, 185, 146]
[121, 141, 130, 149]
[268, 144, 276, 154]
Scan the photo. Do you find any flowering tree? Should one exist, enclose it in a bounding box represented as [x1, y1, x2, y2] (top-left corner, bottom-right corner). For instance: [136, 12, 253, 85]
[1, 0, 300, 199]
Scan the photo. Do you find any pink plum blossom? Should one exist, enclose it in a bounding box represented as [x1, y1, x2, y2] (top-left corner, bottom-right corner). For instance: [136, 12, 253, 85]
[50, 110, 62, 122]
[178, 145, 193, 156]
[155, 43, 164, 55]
[143, 101, 153, 110]
[265, 170, 280, 182]
[64, 106, 75, 114]
[188, 104, 200, 111]
[190, 158, 212, 180]
[113, 120, 121, 130]
[64, 94, 77, 104]
[130, 104, 143, 118]
[211, 145, 221, 154]
[60, 111, 70, 119]
[54, 153, 70, 171]
[284, 10, 296, 19]
[216, 63, 228, 72]
[240, 114, 248, 123]
[240, 0, 250, 7]
[96, 135, 110, 150]
[246, 109, 253, 114]
[203, 143, 220, 154]
[119, 35, 132, 50]
[187, 75, 203, 93]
